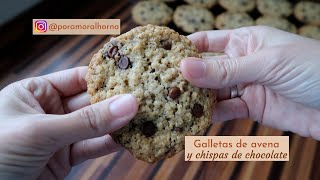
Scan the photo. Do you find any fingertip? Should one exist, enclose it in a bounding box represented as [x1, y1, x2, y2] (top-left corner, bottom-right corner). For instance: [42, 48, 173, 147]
[127, 94, 139, 115]
[212, 98, 248, 123]
[180, 58, 190, 79]
[187, 31, 202, 41]
[181, 57, 207, 83]
[109, 94, 138, 119]
[187, 31, 208, 52]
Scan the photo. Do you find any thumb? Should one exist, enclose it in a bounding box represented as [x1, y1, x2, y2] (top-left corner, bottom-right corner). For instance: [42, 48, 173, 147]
[180, 54, 263, 89]
[41, 94, 138, 147]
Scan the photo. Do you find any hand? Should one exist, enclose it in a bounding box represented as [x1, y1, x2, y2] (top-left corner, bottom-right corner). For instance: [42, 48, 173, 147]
[181, 26, 320, 140]
[0, 67, 138, 179]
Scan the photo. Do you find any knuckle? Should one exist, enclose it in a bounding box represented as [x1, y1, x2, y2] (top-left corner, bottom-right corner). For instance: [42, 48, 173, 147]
[215, 60, 236, 86]
[20, 77, 54, 98]
[79, 107, 101, 134]
[22, 77, 45, 89]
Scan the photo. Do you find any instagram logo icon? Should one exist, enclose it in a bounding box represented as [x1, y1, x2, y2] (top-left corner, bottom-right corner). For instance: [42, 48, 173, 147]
[34, 20, 47, 33]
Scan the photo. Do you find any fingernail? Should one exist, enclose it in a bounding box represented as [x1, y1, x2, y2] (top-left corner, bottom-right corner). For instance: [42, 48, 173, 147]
[109, 94, 136, 117]
[184, 59, 206, 78]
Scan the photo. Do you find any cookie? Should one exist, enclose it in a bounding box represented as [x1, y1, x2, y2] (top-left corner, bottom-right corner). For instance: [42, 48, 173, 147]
[173, 5, 214, 33]
[256, 16, 297, 33]
[184, 0, 217, 8]
[218, 0, 255, 12]
[294, 1, 320, 26]
[86, 25, 215, 163]
[215, 12, 254, 30]
[257, 0, 292, 17]
[132, 1, 173, 26]
[299, 25, 320, 40]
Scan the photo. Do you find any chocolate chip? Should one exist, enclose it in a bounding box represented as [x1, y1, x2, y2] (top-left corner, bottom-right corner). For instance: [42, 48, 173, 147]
[192, 103, 203, 118]
[141, 121, 157, 137]
[160, 40, 172, 50]
[174, 127, 183, 132]
[108, 46, 118, 58]
[168, 87, 181, 100]
[118, 56, 131, 69]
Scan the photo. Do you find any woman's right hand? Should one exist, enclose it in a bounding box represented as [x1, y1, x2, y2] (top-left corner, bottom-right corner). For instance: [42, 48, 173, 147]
[181, 26, 320, 140]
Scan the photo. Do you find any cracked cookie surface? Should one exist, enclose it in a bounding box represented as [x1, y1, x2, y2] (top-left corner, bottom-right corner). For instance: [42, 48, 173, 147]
[86, 25, 215, 163]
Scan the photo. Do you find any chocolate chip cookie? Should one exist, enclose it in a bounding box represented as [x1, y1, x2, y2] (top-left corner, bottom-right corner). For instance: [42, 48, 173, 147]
[173, 5, 215, 33]
[299, 25, 320, 40]
[184, 0, 217, 8]
[257, 0, 292, 17]
[256, 16, 297, 33]
[132, 1, 173, 26]
[218, 0, 255, 13]
[294, 1, 320, 26]
[215, 12, 254, 30]
[86, 25, 216, 163]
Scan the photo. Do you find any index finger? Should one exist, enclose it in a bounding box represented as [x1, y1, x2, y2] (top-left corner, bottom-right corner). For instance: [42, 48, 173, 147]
[42, 66, 88, 97]
[188, 30, 232, 53]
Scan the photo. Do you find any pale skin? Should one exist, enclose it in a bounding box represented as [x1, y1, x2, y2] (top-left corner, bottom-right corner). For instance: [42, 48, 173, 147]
[181, 26, 320, 139]
[0, 26, 319, 179]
